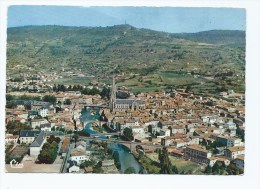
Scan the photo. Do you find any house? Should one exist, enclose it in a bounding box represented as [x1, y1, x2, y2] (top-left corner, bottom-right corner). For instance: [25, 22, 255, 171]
[5, 134, 19, 144]
[59, 137, 70, 157]
[29, 131, 46, 156]
[172, 125, 186, 134]
[70, 148, 88, 164]
[31, 119, 49, 129]
[167, 148, 184, 158]
[14, 117, 26, 123]
[28, 110, 38, 119]
[31, 101, 50, 111]
[215, 136, 243, 147]
[68, 161, 80, 173]
[234, 154, 244, 169]
[40, 123, 52, 131]
[19, 130, 42, 144]
[102, 160, 115, 167]
[38, 107, 49, 118]
[183, 145, 212, 164]
[159, 128, 171, 137]
[56, 94, 66, 104]
[132, 126, 145, 135]
[207, 157, 230, 167]
[224, 146, 245, 159]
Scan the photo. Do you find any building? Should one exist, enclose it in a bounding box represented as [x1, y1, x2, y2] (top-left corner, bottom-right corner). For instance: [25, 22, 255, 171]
[110, 75, 145, 112]
[224, 146, 245, 159]
[215, 136, 243, 147]
[56, 94, 66, 104]
[38, 107, 49, 118]
[184, 145, 212, 164]
[5, 134, 19, 144]
[59, 137, 70, 157]
[207, 157, 230, 167]
[29, 131, 46, 156]
[68, 161, 80, 173]
[234, 154, 244, 169]
[19, 130, 42, 144]
[40, 123, 52, 131]
[70, 148, 88, 164]
[115, 99, 145, 112]
[31, 119, 49, 129]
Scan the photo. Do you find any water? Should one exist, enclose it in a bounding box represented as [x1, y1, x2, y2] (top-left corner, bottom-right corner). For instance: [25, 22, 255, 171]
[80, 107, 100, 135]
[81, 107, 142, 173]
[110, 143, 142, 173]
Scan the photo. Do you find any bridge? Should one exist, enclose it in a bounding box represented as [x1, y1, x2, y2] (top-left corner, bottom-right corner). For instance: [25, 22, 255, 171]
[83, 104, 110, 109]
[79, 137, 163, 153]
[90, 132, 121, 138]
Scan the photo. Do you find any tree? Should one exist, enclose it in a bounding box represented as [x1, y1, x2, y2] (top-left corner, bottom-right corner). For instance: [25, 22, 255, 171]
[42, 95, 57, 104]
[172, 165, 179, 174]
[204, 165, 212, 174]
[100, 87, 110, 99]
[80, 160, 95, 169]
[65, 99, 71, 105]
[47, 135, 61, 144]
[158, 147, 172, 174]
[38, 140, 59, 164]
[123, 128, 134, 141]
[124, 167, 136, 174]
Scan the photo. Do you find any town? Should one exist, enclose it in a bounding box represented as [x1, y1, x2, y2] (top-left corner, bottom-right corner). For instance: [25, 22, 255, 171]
[5, 71, 245, 175]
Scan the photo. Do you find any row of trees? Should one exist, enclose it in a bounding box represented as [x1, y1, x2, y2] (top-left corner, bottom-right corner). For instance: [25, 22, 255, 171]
[204, 161, 243, 175]
[6, 94, 41, 102]
[38, 137, 60, 164]
[42, 95, 57, 104]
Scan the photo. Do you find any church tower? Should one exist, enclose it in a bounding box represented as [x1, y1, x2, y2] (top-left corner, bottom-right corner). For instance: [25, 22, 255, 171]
[110, 75, 116, 112]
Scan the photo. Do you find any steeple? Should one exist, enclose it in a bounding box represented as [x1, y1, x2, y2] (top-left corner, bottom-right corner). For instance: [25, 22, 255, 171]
[110, 75, 116, 112]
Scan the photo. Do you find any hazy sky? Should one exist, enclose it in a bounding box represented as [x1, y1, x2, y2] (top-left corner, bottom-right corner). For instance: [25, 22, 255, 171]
[8, 6, 246, 33]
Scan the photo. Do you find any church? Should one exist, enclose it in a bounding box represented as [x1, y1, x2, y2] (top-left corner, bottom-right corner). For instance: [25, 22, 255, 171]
[110, 75, 145, 112]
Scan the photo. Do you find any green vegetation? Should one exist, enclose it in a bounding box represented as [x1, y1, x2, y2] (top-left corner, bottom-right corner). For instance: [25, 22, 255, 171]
[47, 135, 61, 144]
[122, 128, 134, 141]
[124, 166, 136, 174]
[81, 87, 101, 95]
[204, 161, 243, 175]
[80, 160, 96, 169]
[6, 121, 30, 135]
[6, 94, 41, 102]
[7, 25, 245, 94]
[158, 147, 172, 174]
[5, 144, 28, 164]
[38, 141, 59, 164]
[137, 153, 160, 174]
[112, 151, 121, 170]
[42, 95, 57, 104]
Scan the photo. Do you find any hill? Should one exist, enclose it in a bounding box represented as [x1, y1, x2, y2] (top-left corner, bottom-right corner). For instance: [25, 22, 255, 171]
[7, 25, 245, 94]
[172, 30, 245, 46]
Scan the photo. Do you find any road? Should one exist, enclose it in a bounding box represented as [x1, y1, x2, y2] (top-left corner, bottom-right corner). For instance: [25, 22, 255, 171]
[60, 141, 75, 173]
[78, 136, 163, 148]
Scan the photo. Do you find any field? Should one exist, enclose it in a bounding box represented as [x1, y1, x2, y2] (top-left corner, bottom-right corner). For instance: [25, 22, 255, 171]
[146, 152, 203, 174]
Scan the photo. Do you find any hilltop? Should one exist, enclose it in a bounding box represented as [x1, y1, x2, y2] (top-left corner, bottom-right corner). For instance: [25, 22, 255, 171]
[7, 25, 245, 94]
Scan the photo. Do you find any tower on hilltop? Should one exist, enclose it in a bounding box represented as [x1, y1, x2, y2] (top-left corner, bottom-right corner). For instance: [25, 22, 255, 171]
[110, 75, 116, 112]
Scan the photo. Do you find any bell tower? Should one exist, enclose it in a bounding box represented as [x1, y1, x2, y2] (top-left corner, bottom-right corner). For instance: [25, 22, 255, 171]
[110, 75, 116, 113]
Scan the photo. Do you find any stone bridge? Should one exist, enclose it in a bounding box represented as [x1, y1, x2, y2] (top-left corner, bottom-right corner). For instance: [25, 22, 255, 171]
[79, 137, 163, 153]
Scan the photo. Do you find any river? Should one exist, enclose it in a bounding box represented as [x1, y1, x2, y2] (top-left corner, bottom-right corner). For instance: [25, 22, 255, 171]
[80, 107, 142, 173]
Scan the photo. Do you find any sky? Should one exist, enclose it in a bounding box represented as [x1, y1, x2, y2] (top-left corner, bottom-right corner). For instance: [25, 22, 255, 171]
[8, 6, 246, 33]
